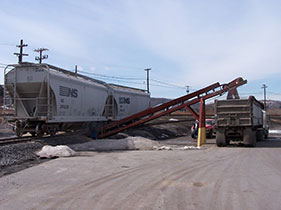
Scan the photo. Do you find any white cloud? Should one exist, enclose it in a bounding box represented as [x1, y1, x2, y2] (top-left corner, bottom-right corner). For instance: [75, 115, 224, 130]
[1, 0, 281, 99]
[124, 0, 281, 87]
[90, 66, 96, 71]
[0, 11, 86, 63]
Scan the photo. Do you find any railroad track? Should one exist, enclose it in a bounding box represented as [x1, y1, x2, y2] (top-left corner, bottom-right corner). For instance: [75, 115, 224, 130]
[0, 136, 36, 146]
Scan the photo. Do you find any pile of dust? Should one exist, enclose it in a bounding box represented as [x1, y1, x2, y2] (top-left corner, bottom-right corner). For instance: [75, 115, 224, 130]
[152, 145, 201, 151]
[70, 136, 161, 151]
[182, 146, 201, 150]
[153, 146, 172, 150]
[36, 145, 76, 158]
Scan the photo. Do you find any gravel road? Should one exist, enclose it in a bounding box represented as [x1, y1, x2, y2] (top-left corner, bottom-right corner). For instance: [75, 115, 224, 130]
[0, 135, 281, 210]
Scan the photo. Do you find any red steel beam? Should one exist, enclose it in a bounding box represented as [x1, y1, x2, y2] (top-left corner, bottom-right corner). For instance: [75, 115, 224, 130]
[101, 82, 220, 131]
[99, 77, 247, 138]
[185, 105, 199, 120]
[99, 87, 225, 138]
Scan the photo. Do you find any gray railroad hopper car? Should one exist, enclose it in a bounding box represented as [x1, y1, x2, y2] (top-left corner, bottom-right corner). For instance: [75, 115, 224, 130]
[215, 96, 268, 147]
[4, 63, 150, 137]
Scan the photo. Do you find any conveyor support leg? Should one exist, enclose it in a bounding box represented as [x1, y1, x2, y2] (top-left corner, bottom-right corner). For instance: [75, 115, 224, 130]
[197, 98, 206, 147]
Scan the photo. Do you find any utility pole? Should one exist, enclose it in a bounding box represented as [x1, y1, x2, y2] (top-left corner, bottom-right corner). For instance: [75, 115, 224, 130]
[14, 39, 28, 64]
[262, 84, 268, 111]
[75, 65, 78, 75]
[144, 68, 151, 93]
[186, 85, 190, 94]
[34, 48, 49, 64]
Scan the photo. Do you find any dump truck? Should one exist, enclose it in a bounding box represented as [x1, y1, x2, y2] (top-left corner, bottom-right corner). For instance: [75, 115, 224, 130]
[215, 96, 268, 147]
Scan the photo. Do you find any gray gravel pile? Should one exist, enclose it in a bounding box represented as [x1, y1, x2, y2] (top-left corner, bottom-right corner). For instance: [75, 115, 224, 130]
[0, 142, 43, 167]
[70, 136, 161, 151]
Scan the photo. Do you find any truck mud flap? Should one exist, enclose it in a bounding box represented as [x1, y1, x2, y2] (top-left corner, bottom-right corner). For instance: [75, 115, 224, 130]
[243, 128, 256, 147]
[216, 128, 227, 147]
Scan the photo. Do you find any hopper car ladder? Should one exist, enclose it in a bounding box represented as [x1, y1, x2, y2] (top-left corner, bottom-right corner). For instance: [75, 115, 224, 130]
[98, 77, 247, 139]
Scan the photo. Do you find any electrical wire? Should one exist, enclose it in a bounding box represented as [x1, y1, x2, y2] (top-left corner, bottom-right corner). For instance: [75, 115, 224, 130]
[79, 70, 191, 90]
[0, 43, 14, 46]
[79, 70, 145, 80]
[268, 91, 281, 96]
[239, 92, 262, 95]
[150, 79, 186, 89]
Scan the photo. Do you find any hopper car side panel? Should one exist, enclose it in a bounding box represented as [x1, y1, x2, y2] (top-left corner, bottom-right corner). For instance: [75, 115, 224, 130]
[4, 63, 151, 137]
[49, 71, 108, 122]
[108, 86, 150, 120]
[112, 88, 150, 120]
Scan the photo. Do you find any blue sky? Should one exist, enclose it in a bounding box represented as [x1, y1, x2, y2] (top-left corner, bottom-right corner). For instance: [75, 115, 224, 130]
[0, 0, 281, 101]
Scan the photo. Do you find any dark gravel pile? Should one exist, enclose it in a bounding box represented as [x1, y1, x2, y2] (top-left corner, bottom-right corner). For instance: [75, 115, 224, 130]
[0, 142, 43, 167]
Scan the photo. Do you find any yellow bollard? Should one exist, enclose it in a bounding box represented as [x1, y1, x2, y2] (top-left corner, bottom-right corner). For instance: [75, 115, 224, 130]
[197, 127, 206, 147]
[197, 98, 206, 147]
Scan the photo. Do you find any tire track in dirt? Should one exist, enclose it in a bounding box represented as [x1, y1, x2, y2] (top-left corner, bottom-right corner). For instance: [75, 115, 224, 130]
[31, 163, 161, 210]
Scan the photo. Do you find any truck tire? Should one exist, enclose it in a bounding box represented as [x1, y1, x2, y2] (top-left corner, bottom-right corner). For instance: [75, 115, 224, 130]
[256, 130, 264, 142]
[216, 128, 226, 147]
[243, 128, 256, 147]
[264, 130, 268, 139]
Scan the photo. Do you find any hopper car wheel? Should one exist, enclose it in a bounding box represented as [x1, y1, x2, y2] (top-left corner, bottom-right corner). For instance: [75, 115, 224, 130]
[15, 127, 23, 138]
[36, 124, 43, 138]
[50, 128, 57, 137]
[30, 132, 36, 137]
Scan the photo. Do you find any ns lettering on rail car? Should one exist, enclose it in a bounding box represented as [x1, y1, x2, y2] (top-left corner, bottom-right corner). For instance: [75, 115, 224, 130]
[119, 97, 130, 104]
[59, 86, 78, 98]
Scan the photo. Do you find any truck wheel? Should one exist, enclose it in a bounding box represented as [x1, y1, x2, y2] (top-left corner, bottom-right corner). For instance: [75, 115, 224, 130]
[208, 130, 213, 138]
[256, 130, 264, 142]
[264, 130, 268, 139]
[243, 128, 256, 147]
[216, 128, 226, 147]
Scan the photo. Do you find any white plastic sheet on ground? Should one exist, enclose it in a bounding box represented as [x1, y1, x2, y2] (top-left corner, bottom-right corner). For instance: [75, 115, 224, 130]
[269, 130, 281, 134]
[36, 145, 76, 158]
[169, 118, 179, 122]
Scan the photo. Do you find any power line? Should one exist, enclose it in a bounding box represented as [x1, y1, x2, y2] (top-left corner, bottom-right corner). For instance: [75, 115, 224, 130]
[0, 43, 14, 46]
[239, 92, 262, 95]
[150, 79, 186, 89]
[78, 70, 145, 80]
[79, 71, 189, 90]
[267, 91, 281, 96]
[105, 64, 144, 70]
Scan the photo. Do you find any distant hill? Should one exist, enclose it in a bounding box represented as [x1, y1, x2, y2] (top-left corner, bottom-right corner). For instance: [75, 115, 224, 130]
[150, 98, 171, 107]
[266, 100, 281, 109]
[150, 97, 281, 116]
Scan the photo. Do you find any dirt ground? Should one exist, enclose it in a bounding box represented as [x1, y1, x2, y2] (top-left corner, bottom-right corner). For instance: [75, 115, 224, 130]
[1, 115, 281, 210]
[0, 133, 281, 210]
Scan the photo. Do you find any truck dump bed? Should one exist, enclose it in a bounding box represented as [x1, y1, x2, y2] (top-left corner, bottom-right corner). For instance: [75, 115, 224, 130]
[215, 96, 264, 128]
